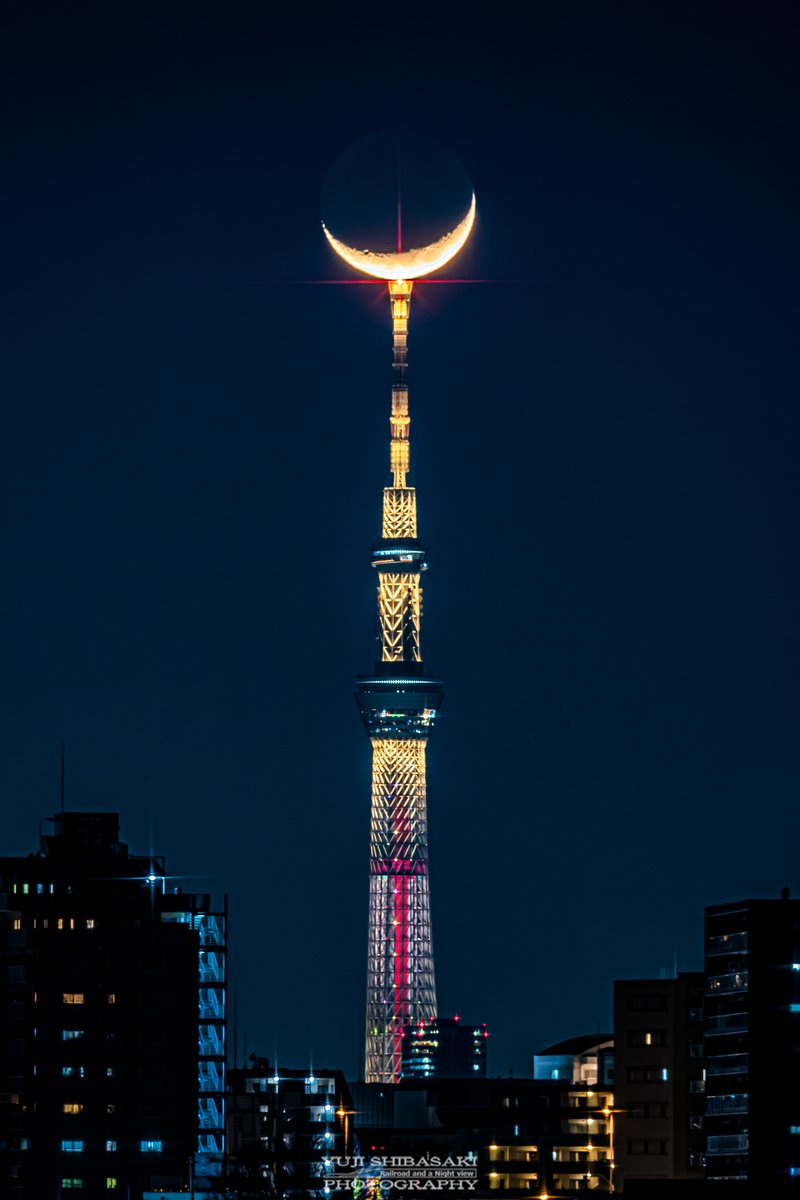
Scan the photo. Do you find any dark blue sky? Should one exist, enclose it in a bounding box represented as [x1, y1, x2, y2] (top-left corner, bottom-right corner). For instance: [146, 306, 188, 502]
[1, 1, 798, 1077]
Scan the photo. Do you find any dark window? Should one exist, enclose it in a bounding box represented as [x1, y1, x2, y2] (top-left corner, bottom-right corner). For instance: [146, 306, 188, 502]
[139, 1028, 165, 1045]
[139, 1065, 166, 1083]
[627, 1067, 666, 1083]
[628, 994, 667, 1012]
[139, 1101, 164, 1118]
[627, 1139, 668, 1156]
[140, 955, 165, 972]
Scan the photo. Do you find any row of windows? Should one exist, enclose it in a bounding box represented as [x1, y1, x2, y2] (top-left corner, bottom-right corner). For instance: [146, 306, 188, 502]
[63, 993, 115, 1005]
[61, 1064, 167, 1082]
[12, 917, 96, 930]
[627, 1067, 669, 1083]
[628, 1103, 667, 1119]
[627, 994, 667, 1012]
[62, 1140, 162, 1153]
[61, 1102, 165, 1117]
[47, 992, 163, 1007]
[627, 1139, 668, 1156]
[62, 1180, 117, 1190]
[63, 1028, 166, 1043]
[63, 1066, 114, 1078]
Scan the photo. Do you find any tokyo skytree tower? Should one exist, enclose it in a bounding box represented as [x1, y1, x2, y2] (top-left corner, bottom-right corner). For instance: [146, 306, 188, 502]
[324, 188, 475, 1083]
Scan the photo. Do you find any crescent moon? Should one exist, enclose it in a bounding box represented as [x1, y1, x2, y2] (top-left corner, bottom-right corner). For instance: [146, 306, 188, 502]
[322, 193, 476, 281]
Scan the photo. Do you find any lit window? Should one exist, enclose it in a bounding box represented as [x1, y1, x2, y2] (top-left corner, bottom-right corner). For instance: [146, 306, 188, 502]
[140, 1140, 162, 1153]
[61, 1180, 83, 1190]
[63, 1103, 84, 1115]
[791, 1127, 800, 1135]
[61, 1140, 84, 1153]
[62, 1030, 85, 1041]
[107, 993, 116, 1005]
[106, 1104, 115, 1114]
[57, 919, 64, 930]
[22, 884, 29, 895]
[106, 1066, 116, 1078]
[13, 919, 21, 930]
[69, 918, 75, 930]
[63, 993, 85, 1005]
[86, 919, 96, 929]
[62, 1066, 86, 1078]
[105, 1140, 117, 1152]
[37, 883, 44, 894]
[661, 1068, 669, 1081]
[106, 1180, 118, 1191]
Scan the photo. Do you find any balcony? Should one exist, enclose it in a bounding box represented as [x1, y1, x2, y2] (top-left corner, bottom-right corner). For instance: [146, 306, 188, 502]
[705, 932, 748, 957]
[706, 1094, 748, 1116]
[707, 1054, 748, 1077]
[706, 1013, 748, 1035]
[707, 1134, 748, 1155]
[707, 971, 748, 995]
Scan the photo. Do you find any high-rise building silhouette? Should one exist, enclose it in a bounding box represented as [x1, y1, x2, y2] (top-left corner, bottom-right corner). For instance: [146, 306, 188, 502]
[613, 974, 705, 1188]
[354, 280, 440, 1084]
[0, 811, 226, 1199]
[705, 896, 800, 1187]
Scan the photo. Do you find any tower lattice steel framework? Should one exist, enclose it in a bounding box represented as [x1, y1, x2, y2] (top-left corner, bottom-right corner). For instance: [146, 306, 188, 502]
[355, 279, 441, 1084]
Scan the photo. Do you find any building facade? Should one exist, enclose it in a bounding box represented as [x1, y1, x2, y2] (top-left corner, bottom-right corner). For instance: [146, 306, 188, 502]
[226, 1059, 354, 1197]
[613, 974, 705, 1188]
[0, 811, 226, 1199]
[705, 896, 800, 1187]
[401, 1016, 488, 1080]
[352, 1076, 614, 1194]
[533, 1034, 614, 1087]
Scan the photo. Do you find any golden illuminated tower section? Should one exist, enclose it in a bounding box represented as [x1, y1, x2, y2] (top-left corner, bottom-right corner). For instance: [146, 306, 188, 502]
[324, 194, 475, 1084]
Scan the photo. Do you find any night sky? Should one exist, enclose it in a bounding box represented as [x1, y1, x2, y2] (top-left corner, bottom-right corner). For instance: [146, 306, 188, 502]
[1, 2, 798, 1078]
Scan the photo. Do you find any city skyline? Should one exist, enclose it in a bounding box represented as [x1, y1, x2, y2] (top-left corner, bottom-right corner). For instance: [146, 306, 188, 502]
[1, 1, 798, 1081]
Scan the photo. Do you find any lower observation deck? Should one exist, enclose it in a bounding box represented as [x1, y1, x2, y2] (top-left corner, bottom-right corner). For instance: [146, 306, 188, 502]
[355, 668, 443, 739]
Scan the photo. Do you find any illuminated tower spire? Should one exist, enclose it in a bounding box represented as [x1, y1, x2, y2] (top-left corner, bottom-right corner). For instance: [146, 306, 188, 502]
[324, 192, 475, 1084]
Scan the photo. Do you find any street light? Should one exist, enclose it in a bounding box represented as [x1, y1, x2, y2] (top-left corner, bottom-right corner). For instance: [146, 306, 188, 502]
[599, 1106, 624, 1194]
[336, 1106, 356, 1158]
